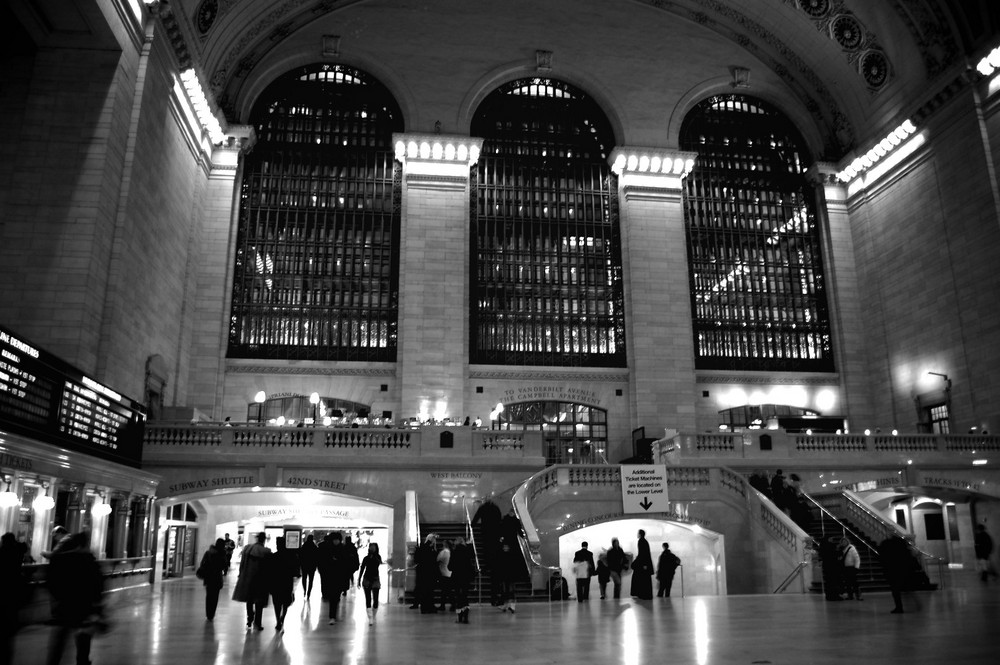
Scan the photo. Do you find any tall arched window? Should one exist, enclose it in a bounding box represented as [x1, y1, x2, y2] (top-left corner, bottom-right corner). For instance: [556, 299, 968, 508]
[228, 64, 403, 361]
[680, 95, 834, 372]
[470, 78, 625, 367]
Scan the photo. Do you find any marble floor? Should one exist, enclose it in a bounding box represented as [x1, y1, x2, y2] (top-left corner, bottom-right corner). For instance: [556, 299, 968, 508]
[11, 570, 998, 665]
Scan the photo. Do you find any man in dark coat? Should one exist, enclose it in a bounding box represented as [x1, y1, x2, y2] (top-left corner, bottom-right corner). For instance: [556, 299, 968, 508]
[45, 532, 104, 665]
[606, 538, 627, 599]
[572, 542, 595, 600]
[879, 534, 911, 613]
[449, 535, 477, 624]
[415, 533, 439, 613]
[472, 498, 502, 603]
[656, 543, 681, 597]
[318, 532, 349, 623]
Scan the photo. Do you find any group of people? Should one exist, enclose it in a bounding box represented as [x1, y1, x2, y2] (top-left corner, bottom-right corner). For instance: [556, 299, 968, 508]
[210, 530, 383, 630]
[748, 468, 814, 528]
[570, 531, 682, 601]
[470, 497, 525, 611]
[410, 533, 478, 622]
[817, 535, 863, 601]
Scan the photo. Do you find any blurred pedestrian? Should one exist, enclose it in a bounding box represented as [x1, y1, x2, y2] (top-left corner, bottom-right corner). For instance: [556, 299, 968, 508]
[974, 524, 997, 582]
[0, 533, 29, 665]
[45, 532, 104, 665]
[879, 534, 910, 614]
[232, 532, 271, 630]
[449, 536, 476, 624]
[196, 538, 227, 621]
[840, 537, 862, 600]
[299, 534, 319, 599]
[606, 538, 627, 599]
[269, 536, 299, 631]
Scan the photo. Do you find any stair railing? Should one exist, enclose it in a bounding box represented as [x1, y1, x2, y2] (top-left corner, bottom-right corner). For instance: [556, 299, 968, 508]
[838, 489, 948, 588]
[773, 560, 811, 594]
[801, 491, 885, 586]
[462, 495, 483, 605]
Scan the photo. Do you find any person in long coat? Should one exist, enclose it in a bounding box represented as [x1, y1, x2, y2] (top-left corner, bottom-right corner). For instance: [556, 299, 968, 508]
[45, 532, 103, 665]
[198, 538, 227, 621]
[298, 534, 320, 599]
[629, 530, 654, 600]
[318, 532, 349, 623]
[449, 536, 476, 624]
[414, 533, 439, 613]
[269, 537, 300, 631]
[232, 532, 271, 630]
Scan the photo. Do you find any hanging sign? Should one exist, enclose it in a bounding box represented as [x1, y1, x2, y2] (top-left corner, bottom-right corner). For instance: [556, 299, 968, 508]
[620, 464, 668, 514]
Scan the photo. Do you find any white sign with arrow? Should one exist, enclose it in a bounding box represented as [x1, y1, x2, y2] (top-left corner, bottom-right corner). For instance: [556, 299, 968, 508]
[620, 464, 668, 514]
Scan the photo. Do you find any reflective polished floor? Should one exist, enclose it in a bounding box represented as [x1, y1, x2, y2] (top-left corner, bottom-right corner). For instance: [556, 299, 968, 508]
[12, 570, 998, 665]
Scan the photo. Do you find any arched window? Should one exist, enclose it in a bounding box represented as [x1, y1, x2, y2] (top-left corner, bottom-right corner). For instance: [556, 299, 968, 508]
[493, 400, 608, 465]
[680, 95, 834, 372]
[228, 64, 403, 361]
[470, 78, 625, 367]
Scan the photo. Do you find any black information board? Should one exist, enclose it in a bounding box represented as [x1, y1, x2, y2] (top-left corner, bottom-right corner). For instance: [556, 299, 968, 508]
[0, 325, 145, 468]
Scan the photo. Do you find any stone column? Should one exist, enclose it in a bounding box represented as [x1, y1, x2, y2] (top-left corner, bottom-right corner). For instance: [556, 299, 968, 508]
[808, 163, 873, 429]
[392, 134, 483, 423]
[610, 148, 699, 436]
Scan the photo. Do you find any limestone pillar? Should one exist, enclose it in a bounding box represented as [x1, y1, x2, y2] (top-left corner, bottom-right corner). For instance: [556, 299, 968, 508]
[393, 134, 483, 423]
[610, 148, 699, 435]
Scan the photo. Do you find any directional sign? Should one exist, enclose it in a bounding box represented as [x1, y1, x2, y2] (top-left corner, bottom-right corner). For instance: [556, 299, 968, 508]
[620, 464, 668, 514]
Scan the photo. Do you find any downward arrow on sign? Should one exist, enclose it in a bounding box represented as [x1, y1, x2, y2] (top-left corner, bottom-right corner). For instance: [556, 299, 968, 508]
[639, 497, 653, 511]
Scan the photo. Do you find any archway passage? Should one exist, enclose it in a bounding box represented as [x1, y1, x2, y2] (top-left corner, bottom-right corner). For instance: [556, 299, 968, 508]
[494, 400, 607, 465]
[157, 488, 394, 599]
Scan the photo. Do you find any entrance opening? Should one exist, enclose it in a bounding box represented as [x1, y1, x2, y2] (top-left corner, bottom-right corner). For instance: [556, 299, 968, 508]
[556, 518, 725, 597]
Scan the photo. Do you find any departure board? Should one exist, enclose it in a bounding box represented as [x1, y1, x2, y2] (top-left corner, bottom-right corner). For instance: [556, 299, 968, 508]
[0, 325, 146, 468]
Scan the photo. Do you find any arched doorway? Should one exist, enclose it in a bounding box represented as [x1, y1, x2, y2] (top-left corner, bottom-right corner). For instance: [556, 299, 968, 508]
[494, 400, 607, 465]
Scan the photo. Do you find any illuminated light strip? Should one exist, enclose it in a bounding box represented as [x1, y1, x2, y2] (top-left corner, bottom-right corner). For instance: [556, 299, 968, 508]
[976, 44, 1000, 77]
[836, 119, 916, 182]
[610, 149, 695, 177]
[844, 131, 927, 196]
[179, 69, 226, 145]
[393, 138, 481, 166]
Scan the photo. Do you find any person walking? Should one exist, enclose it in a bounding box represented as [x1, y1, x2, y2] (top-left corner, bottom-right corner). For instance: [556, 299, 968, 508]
[471, 498, 502, 604]
[232, 532, 271, 630]
[45, 532, 104, 665]
[840, 537, 862, 600]
[222, 533, 236, 575]
[606, 538, 627, 599]
[318, 532, 349, 624]
[495, 541, 518, 614]
[629, 530, 653, 600]
[879, 534, 911, 614]
[298, 534, 320, 600]
[269, 536, 300, 631]
[596, 555, 610, 600]
[974, 524, 997, 582]
[656, 543, 681, 597]
[357, 542, 383, 625]
[436, 539, 453, 612]
[197, 538, 227, 621]
[343, 535, 360, 594]
[572, 542, 595, 601]
[0, 533, 29, 665]
[449, 535, 476, 624]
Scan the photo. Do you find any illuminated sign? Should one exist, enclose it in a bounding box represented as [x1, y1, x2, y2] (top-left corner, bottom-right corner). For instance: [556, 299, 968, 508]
[0, 325, 146, 468]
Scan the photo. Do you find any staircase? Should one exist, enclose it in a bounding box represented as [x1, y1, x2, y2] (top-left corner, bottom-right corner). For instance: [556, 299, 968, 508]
[805, 498, 938, 595]
[408, 521, 549, 605]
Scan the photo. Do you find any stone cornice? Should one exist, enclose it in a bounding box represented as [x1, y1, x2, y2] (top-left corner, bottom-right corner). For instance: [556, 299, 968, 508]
[468, 369, 629, 383]
[226, 363, 396, 377]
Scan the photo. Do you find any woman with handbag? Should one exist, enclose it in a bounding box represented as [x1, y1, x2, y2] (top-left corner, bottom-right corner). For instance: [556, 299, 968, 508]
[198, 538, 227, 621]
[357, 542, 383, 625]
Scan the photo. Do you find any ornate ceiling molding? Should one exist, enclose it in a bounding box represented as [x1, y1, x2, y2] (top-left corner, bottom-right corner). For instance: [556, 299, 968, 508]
[227, 363, 396, 377]
[890, 0, 961, 78]
[468, 369, 630, 383]
[782, 0, 893, 92]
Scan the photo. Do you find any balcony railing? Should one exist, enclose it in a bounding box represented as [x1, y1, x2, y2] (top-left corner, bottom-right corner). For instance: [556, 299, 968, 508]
[143, 422, 544, 463]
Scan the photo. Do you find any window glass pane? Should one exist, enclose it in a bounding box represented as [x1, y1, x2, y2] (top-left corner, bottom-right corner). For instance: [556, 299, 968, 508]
[470, 78, 625, 367]
[679, 95, 834, 372]
[228, 64, 403, 361]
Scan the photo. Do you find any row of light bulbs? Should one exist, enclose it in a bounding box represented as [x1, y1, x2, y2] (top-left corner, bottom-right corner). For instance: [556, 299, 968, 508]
[394, 140, 481, 165]
[0, 478, 111, 514]
[179, 69, 226, 145]
[837, 119, 917, 183]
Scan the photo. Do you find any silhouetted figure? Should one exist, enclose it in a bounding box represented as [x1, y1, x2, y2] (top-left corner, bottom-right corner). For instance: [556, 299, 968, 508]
[879, 535, 911, 613]
[572, 542, 595, 601]
[656, 543, 681, 597]
[232, 532, 271, 630]
[299, 534, 320, 599]
[472, 498, 503, 603]
[630, 530, 653, 600]
[415, 534, 439, 614]
[770, 469, 787, 510]
[974, 524, 997, 582]
[358, 542, 383, 625]
[840, 537, 862, 600]
[197, 538, 227, 621]
[0, 533, 28, 665]
[449, 536, 476, 624]
[606, 538, 627, 599]
[596, 556, 610, 599]
[269, 537, 300, 631]
[45, 532, 103, 665]
[318, 532, 349, 623]
[819, 536, 843, 601]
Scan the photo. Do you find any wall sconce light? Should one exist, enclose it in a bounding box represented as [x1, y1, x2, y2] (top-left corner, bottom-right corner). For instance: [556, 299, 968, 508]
[0, 476, 19, 508]
[730, 66, 751, 88]
[33, 482, 55, 511]
[91, 493, 112, 517]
